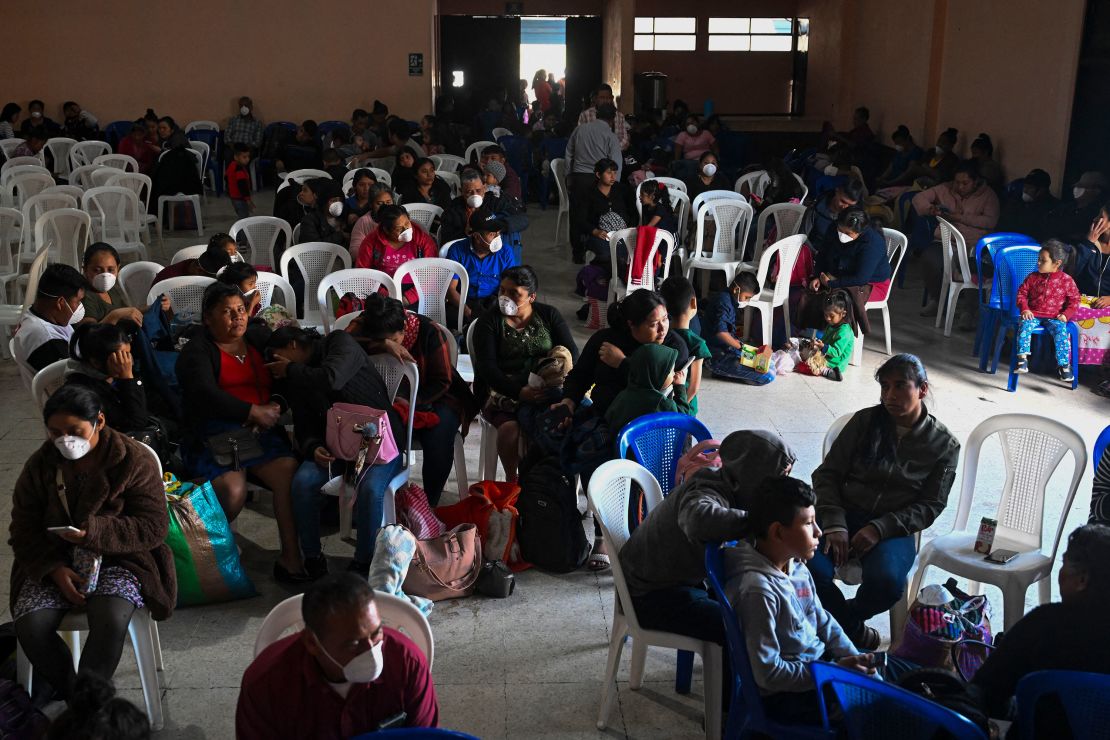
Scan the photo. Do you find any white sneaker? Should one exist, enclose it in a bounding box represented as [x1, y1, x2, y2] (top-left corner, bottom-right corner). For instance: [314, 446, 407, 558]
[919, 300, 939, 317]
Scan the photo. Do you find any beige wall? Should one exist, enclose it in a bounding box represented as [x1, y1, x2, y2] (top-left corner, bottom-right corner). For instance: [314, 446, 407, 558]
[4, 0, 437, 126]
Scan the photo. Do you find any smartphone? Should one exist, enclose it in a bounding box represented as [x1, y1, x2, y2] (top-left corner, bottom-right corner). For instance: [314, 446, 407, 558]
[869, 651, 888, 671]
[985, 549, 1019, 564]
[47, 526, 82, 535]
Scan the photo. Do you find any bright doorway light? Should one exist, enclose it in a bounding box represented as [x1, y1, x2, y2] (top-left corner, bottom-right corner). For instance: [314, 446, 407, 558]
[520, 17, 566, 104]
[452, 70, 465, 88]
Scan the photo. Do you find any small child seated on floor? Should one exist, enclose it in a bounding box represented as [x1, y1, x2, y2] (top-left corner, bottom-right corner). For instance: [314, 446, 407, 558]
[660, 275, 711, 412]
[1015, 239, 1080, 382]
[812, 290, 854, 382]
[216, 261, 262, 317]
[724, 477, 888, 725]
[604, 343, 691, 433]
[702, 270, 760, 359]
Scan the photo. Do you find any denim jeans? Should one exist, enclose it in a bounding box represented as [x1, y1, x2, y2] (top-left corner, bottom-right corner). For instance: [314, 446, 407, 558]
[291, 456, 404, 563]
[411, 401, 459, 507]
[806, 511, 917, 639]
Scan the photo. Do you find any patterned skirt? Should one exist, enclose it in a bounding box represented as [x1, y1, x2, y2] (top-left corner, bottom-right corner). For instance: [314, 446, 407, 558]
[13, 566, 145, 621]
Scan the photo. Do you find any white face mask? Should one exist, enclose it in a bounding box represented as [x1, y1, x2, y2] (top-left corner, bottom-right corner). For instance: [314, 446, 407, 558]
[91, 272, 116, 293]
[397, 227, 414, 243]
[54, 433, 92, 460]
[935, 145, 945, 155]
[229, 253, 245, 264]
[824, 165, 839, 177]
[701, 163, 717, 177]
[837, 230, 855, 244]
[240, 106, 251, 116]
[1022, 191, 1035, 203]
[486, 235, 503, 253]
[498, 295, 519, 316]
[894, 144, 904, 152]
[241, 288, 258, 298]
[31, 111, 42, 119]
[315, 633, 385, 684]
[466, 194, 484, 209]
[1074, 187, 1086, 200]
[66, 301, 86, 326]
[686, 125, 698, 135]
[487, 185, 502, 197]
[328, 201, 344, 217]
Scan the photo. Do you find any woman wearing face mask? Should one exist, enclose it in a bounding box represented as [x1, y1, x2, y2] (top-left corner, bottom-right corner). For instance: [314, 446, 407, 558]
[672, 114, 717, 181]
[445, 207, 520, 321]
[347, 183, 395, 258]
[176, 283, 305, 582]
[10, 385, 175, 704]
[298, 178, 347, 247]
[63, 323, 151, 433]
[354, 205, 437, 307]
[875, 125, 925, 190]
[81, 243, 147, 325]
[899, 127, 959, 188]
[471, 266, 577, 481]
[344, 169, 378, 226]
[399, 157, 453, 212]
[685, 151, 730, 200]
[352, 294, 478, 506]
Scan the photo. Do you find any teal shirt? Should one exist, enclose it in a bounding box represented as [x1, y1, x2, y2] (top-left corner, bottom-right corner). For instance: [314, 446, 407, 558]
[821, 323, 855, 371]
[672, 327, 712, 413]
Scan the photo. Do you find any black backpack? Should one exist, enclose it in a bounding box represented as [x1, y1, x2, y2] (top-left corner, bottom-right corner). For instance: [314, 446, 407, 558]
[516, 455, 589, 572]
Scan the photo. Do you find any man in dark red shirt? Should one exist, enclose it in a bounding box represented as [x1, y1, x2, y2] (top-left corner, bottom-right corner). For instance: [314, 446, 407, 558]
[236, 574, 438, 740]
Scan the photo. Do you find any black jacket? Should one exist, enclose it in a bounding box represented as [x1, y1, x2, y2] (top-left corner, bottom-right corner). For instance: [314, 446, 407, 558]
[298, 211, 346, 246]
[174, 324, 272, 437]
[400, 178, 453, 212]
[574, 183, 634, 244]
[275, 331, 403, 458]
[439, 192, 530, 245]
[470, 303, 577, 403]
[64, 372, 150, 433]
[563, 327, 690, 416]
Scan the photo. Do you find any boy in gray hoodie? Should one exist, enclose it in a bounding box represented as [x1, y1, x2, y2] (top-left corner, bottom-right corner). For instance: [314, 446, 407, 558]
[724, 477, 878, 723]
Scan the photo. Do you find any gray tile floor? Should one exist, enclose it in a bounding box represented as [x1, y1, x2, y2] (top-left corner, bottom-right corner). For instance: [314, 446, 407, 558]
[1, 189, 1104, 738]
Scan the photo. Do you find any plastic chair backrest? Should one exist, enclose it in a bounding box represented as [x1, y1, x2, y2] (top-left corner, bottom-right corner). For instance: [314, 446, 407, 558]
[650, 175, 687, 193]
[229, 216, 293, 269]
[994, 245, 1041, 317]
[332, 310, 361, 333]
[586, 459, 665, 634]
[20, 192, 78, 255]
[694, 199, 754, 262]
[184, 120, 220, 133]
[882, 228, 909, 282]
[735, 170, 770, 197]
[104, 120, 133, 149]
[752, 234, 807, 305]
[393, 258, 468, 331]
[753, 202, 806, 253]
[278, 169, 332, 192]
[1015, 670, 1110, 740]
[491, 127, 514, 140]
[821, 412, 856, 457]
[41, 184, 84, 202]
[1094, 425, 1110, 472]
[20, 243, 51, 314]
[975, 233, 1036, 309]
[105, 172, 153, 212]
[433, 321, 459, 368]
[66, 164, 103, 190]
[952, 413, 1086, 556]
[89, 168, 119, 189]
[937, 217, 973, 285]
[93, 153, 139, 172]
[403, 203, 443, 233]
[690, 189, 745, 216]
[465, 140, 497, 163]
[279, 242, 352, 316]
[254, 271, 298, 315]
[82, 186, 142, 243]
[0, 207, 21, 274]
[118, 261, 162, 306]
[253, 591, 433, 667]
[316, 268, 399, 333]
[1, 160, 47, 179]
[363, 167, 392, 188]
[34, 208, 89, 267]
[810, 661, 987, 739]
[608, 227, 673, 295]
[437, 171, 461, 198]
[366, 354, 418, 471]
[69, 141, 111, 170]
[146, 277, 216, 317]
[0, 140, 32, 160]
[9, 172, 55, 210]
[616, 412, 712, 495]
[44, 138, 77, 176]
[31, 359, 68, 411]
[430, 154, 467, 173]
[170, 245, 207, 264]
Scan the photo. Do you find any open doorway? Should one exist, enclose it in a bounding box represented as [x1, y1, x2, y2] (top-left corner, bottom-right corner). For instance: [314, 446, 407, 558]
[520, 17, 566, 121]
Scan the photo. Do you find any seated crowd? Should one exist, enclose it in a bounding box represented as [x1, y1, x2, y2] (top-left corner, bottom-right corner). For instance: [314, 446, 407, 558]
[3, 90, 1109, 739]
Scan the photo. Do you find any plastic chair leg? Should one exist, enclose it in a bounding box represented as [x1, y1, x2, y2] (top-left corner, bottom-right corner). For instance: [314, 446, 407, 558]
[597, 611, 627, 730]
[1068, 322, 1080, 390]
[850, 326, 863, 367]
[882, 304, 893, 355]
[675, 649, 695, 694]
[1038, 575, 1052, 605]
[629, 640, 648, 690]
[934, 277, 950, 329]
[1002, 583, 1030, 631]
[129, 611, 164, 730]
[943, 284, 960, 336]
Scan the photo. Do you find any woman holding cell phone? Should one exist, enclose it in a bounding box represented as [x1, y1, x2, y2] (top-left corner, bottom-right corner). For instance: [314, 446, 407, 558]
[9, 385, 174, 706]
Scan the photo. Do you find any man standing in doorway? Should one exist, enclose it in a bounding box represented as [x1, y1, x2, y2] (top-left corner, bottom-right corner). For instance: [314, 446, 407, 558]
[566, 103, 622, 263]
[577, 84, 630, 151]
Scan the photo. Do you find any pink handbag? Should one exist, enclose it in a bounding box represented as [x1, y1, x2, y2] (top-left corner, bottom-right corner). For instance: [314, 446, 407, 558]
[325, 403, 400, 464]
[396, 484, 446, 539]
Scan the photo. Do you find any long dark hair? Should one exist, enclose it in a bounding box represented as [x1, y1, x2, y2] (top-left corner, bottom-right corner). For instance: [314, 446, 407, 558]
[606, 290, 665, 334]
[43, 385, 103, 426]
[861, 353, 929, 465]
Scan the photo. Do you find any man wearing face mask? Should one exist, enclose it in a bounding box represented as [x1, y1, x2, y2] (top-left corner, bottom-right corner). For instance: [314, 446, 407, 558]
[224, 96, 263, 159]
[237, 573, 438, 738]
[18, 99, 60, 137]
[1046, 171, 1107, 243]
[439, 166, 528, 245]
[13, 264, 92, 378]
[999, 168, 1057, 241]
[445, 208, 518, 321]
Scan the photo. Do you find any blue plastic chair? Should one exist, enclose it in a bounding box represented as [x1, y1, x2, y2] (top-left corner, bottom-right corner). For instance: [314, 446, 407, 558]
[496, 135, 533, 205]
[1015, 670, 1110, 740]
[350, 729, 480, 739]
[810, 661, 988, 739]
[1094, 425, 1110, 471]
[186, 128, 224, 197]
[617, 412, 712, 695]
[973, 232, 1036, 365]
[257, 121, 297, 189]
[317, 120, 351, 147]
[705, 543, 832, 740]
[986, 245, 1080, 391]
[104, 120, 133, 151]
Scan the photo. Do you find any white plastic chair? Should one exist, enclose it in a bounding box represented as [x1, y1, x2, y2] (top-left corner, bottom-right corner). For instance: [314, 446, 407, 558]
[253, 591, 433, 667]
[588, 459, 722, 740]
[437, 171, 461, 198]
[734, 170, 770, 198]
[277, 169, 331, 193]
[332, 309, 361, 333]
[4, 244, 48, 377]
[2, 164, 52, 190]
[30, 358, 68, 410]
[394, 257, 468, 331]
[491, 127, 513, 140]
[1, 158, 48, 177]
[0, 207, 21, 300]
[430, 154, 466, 173]
[229, 216, 292, 270]
[7, 171, 55, 211]
[822, 412, 916, 644]
[748, 203, 807, 267]
[105, 172, 157, 243]
[146, 276, 216, 317]
[607, 227, 674, 304]
[279, 242, 352, 324]
[0, 140, 30, 159]
[184, 120, 220, 133]
[93, 153, 139, 172]
[635, 179, 690, 245]
[43, 137, 77, 177]
[367, 167, 392, 188]
[365, 156, 395, 173]
[118, 261, 163, 307]
[936, 216, 975, 337]
[88, 168, 119, 189]
[171, 244, 207, 264]
[465, 140, 497, 163]
[689, 190, 745, 219]
[68, 140, 112, 171]
[739, 233, 807, 344]
[646, 175, 687, 193]
[82, 186, 149, 261]
[41, 184, 84, 202]
[551, 158, 570, 244]
[850, 229, 909, 366]
[465, 320, 501, 481]
[316, 268, 399, 334]
[253, 271, 298, 314]
[907, 414, 1086, 630]
[19, 192, 78, 260]
[34, 208, 90, 268]
[364, 354, 418, 537]
[156, 190, 203, 240]
[403, 203, 443, 234]
[66, 164, 102, 190]
[683, 199, 755, 292]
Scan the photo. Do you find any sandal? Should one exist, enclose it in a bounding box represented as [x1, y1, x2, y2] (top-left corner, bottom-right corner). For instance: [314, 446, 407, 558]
[587, 553, 611, 572]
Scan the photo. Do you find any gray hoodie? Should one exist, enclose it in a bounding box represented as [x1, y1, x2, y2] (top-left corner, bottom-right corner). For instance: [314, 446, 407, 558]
[619, 430, 796, 597]
[724, 541, 857, 695]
